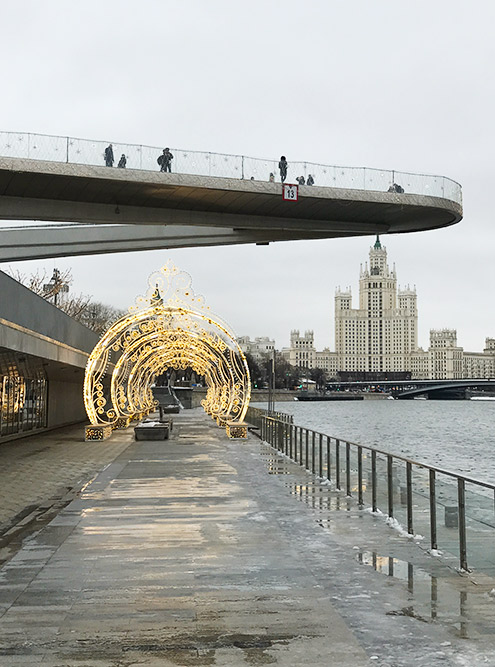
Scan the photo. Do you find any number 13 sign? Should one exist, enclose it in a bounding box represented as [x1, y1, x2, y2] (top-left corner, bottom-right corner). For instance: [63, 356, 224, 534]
[282, 184, 299, 201]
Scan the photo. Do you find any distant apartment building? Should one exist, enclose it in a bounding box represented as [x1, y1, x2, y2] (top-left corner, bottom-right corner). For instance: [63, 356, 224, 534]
[237, 336, 275, 362]
[412, 331, 495, 380]
[282, 237, 495, 380]
[285, 330, 316, 369]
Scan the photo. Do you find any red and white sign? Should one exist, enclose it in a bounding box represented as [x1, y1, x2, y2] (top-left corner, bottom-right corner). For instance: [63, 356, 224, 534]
[282, 184, 299, 201]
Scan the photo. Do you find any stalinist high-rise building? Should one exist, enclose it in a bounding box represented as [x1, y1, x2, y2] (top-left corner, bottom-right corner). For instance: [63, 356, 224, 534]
[280, 237, 495, 379]
[334, 236, 417, 375]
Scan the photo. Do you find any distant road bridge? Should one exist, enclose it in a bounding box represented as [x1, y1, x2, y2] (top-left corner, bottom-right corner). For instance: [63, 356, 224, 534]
[0, 131, 462, 260]
[327, 379, 495, 399]
[392, 379, 495, 400]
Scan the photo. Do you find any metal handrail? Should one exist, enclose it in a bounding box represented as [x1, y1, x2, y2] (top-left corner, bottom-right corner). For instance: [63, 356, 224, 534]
[247, 406, 294, 424]
[0, 130, 462, 205]
[247, 407, 495, 572]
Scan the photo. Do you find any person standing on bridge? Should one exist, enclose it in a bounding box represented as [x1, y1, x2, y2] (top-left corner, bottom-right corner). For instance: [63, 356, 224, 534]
[104, 144, 114, 167]
[278, 156, 288, 183]
[158, 148, 173, 172]
[117, 154, 127, 168]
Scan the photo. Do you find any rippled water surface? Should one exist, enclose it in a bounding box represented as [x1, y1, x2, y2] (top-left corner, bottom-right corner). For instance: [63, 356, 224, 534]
[263, 399, 495, 484]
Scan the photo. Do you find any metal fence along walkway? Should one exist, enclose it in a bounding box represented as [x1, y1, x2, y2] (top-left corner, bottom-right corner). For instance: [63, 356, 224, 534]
[247, 406, 495, 574]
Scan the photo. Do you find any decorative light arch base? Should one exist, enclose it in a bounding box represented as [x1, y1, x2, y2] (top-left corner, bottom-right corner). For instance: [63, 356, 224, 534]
[83, 262, 250, 439]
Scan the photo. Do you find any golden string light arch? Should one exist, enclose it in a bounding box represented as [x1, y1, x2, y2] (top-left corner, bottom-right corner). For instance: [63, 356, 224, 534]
[83, 261, 251, 429]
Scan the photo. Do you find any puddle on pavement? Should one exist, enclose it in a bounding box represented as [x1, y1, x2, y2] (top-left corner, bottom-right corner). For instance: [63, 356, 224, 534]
[259, 442, 495, 640]
[356, 550, 494, 638]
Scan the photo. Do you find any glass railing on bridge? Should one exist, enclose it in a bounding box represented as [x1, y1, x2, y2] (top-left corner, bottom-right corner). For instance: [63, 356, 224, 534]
[0, 130, 462, 204]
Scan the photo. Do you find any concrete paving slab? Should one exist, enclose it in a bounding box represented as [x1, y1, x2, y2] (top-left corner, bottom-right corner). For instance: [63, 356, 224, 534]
[0, 409, 494, 664]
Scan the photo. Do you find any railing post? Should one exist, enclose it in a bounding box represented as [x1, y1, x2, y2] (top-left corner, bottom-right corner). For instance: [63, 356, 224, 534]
[241, 155, 245, 179]
[305, 430, 309, 470]
[346, 442, 351, 497]
[429, 469, 438, 551]
[311, 432, 316, 474]
[387, 455, 394, 518]
[66, 136, 69, 163]
[358, 446, 363, 506]
[458, 478, 468, 571]
[335, 439, 341, 490]
[406, 461, 413, 535]
[371, 450, 377, 512]
[327, 436, 331, 482]
[319, 433, 323, 478]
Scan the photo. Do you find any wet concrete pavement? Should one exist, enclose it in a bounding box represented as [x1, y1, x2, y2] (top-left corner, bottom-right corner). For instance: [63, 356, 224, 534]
[0, 409, 495, 665]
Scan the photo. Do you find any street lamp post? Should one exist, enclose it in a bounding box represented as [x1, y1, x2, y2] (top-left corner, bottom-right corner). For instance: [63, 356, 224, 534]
[43, 268, 69, 306]
[267, 350, 275, 415]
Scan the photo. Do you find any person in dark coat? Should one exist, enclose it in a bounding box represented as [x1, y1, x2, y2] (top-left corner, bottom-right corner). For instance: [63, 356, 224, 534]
[104, 144, 114, 167]
[296, 175, 305, 185]
[157, 148, 174, 172]
[117, 154, 126, 168]
[278, 156, 288, 183]
[307, 174, 314, 186]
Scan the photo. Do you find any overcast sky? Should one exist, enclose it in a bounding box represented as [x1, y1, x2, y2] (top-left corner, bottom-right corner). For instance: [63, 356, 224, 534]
[1, 1, 493, 352]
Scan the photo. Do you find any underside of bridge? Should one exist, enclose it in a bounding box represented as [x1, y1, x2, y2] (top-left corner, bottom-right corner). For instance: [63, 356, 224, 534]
[0, 156, 463, 261]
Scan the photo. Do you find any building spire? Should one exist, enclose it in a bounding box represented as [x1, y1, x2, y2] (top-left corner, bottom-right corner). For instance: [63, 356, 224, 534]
[374, 234, 382, 249]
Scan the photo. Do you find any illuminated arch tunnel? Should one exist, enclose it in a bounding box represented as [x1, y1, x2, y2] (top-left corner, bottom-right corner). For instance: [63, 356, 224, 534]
[83, 263, 251, 431]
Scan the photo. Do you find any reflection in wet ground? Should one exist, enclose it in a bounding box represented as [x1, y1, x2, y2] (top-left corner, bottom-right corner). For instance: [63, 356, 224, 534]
[259, 442, 495, 641]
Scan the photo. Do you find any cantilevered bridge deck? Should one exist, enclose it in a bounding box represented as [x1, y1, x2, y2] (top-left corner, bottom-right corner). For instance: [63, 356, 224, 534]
[0, 131, 463, 260]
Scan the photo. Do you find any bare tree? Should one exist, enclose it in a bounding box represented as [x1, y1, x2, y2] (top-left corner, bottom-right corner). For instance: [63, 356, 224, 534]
[8, 267, 74, 302]
[79, 301, 126, 334]
[7, 267, 125, 334]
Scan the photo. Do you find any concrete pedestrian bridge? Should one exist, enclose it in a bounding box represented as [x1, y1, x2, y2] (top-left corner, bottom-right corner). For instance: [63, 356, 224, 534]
[0, 131, 462, 260]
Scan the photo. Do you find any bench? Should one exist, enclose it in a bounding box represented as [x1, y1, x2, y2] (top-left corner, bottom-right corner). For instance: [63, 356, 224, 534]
[159, 404, 180, 415]
[134, 421, 170, 441]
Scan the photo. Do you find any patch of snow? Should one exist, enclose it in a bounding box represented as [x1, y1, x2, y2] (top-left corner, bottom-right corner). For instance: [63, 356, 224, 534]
[429, 548, 444, 558]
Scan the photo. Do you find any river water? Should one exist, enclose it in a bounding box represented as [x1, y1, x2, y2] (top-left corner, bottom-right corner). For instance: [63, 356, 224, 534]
[263, 398, 495, 485]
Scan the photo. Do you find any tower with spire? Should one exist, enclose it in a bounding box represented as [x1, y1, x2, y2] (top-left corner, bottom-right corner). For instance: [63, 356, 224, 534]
[335, 236, 417, 375]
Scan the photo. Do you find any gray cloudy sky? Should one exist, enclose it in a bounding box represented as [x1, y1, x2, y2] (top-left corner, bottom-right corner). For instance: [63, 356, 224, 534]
[1, 1, 493, 352]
